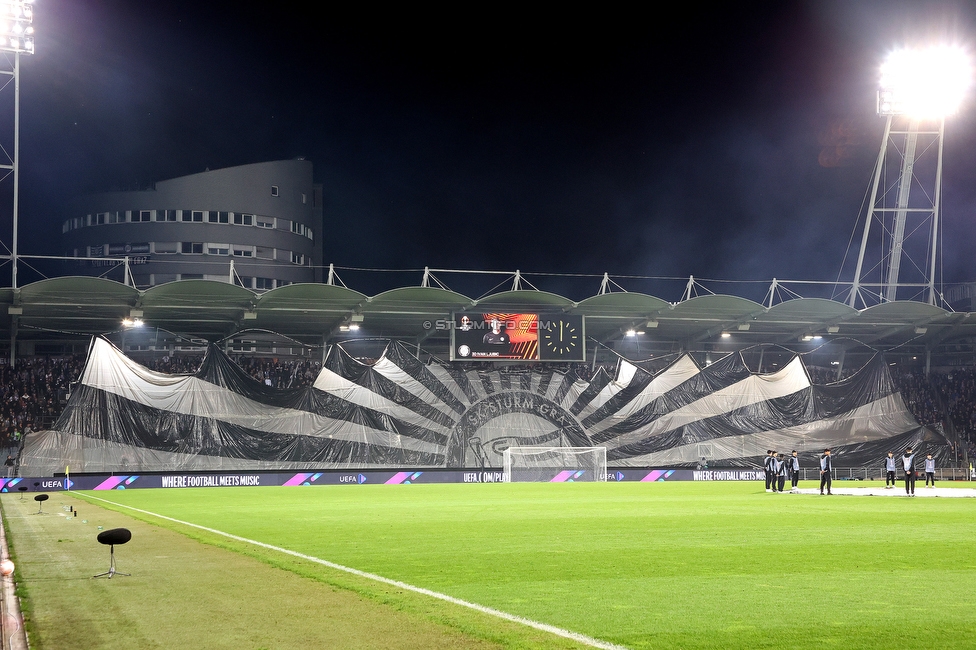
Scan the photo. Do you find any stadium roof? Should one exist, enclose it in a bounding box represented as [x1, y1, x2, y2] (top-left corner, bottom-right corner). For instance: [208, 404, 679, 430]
[2, 276, 974, 365]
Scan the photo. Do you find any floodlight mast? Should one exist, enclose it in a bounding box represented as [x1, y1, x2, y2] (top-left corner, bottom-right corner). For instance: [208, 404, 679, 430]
[848, 46, 971, 308]
[0, 0, 34, 295]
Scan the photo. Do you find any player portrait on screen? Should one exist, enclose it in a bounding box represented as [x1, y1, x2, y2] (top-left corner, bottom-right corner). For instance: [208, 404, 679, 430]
[453, 312, 539, 360]
[483, 319, 509, 345]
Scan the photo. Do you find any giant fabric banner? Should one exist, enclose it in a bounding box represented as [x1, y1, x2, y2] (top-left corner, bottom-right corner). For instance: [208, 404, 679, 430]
[20, 337, 947, 474]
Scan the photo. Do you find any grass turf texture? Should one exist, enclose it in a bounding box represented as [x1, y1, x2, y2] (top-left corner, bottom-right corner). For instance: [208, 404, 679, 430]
[0, 493, 549, 649]
[8, 481, 976, 649]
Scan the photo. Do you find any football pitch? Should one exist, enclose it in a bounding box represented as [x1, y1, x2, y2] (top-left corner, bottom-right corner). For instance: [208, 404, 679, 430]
[4, 481, 976, 649]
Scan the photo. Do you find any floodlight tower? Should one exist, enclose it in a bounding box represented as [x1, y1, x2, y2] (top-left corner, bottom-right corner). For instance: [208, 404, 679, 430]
[0, 0, 34, 291]
[848, 46, 971, 308]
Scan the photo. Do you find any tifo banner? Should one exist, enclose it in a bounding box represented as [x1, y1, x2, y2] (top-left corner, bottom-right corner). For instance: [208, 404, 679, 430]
[19, 336, 948, 475]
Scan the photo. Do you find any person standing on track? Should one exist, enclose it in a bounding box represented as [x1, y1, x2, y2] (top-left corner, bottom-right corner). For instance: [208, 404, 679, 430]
[775, 453, 787, 493]
[789, 450, 800, 493]
[885, 451, 897, 489]
[819, 448, 832, 496]
[924, 453, 936, 489]
[902, 448, 917, 496]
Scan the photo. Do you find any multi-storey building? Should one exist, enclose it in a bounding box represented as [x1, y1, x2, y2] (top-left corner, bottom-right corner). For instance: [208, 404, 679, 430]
[61, 160, 323, 290]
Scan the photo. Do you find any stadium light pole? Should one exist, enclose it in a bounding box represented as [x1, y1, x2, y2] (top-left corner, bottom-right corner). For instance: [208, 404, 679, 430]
[848, 46, 971, 307]
[0, 1, 34, 292]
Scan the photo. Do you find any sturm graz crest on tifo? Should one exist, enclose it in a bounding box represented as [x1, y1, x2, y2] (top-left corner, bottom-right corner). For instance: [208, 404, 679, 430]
[447, 391, 589, 466]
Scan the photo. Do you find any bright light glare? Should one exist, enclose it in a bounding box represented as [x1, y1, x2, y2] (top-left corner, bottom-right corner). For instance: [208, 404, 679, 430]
[720, 331, 731, 338]
[879, 46, 972, 117]
[0, 1, 33, 54]
[625, 329, 636, 337]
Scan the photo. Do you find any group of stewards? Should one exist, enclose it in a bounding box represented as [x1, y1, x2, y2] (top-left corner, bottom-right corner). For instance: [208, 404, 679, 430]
[763, 450, 801, 493]
[766, 448, 937, 497]
[884, 448, 937, 496]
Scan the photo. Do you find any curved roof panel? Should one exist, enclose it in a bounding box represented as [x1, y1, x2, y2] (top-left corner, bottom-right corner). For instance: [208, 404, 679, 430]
[19, 277, 139, 305]
[142, 279, 253, 306]
[575, 292, 671, 316]
[255, 283, 366, 310]
[366, 286, 473, 312]
[475, 290, 576, 309]
[858, 301, 949, 322]
[9, 277, 139, 334]
[670, 295, 765, 321]
[766, 298, 858, 321]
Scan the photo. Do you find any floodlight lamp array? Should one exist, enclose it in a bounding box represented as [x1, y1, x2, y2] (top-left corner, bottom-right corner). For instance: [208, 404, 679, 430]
[878, 46, 971, 117]
[0, 1, 33, 54]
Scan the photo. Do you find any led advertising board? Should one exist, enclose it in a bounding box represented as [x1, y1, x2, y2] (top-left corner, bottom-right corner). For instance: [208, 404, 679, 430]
[450, 313, 585, 362]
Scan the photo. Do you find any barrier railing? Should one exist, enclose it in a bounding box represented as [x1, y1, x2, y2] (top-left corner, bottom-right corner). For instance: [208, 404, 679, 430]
[799, 468, 973, 481]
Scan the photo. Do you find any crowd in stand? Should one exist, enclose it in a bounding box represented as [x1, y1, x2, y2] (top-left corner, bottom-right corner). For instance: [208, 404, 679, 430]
[889, 367, 976, 462]
[806, 365, 855, 385]
[230, 356, 319, 389]
[138, 354, 320, 389]
[2, 351, 976, 462]
[0, 356, 86, 449]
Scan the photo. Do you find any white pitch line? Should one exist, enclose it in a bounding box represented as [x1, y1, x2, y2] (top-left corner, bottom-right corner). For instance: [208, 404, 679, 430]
[79, 493, 627, 650]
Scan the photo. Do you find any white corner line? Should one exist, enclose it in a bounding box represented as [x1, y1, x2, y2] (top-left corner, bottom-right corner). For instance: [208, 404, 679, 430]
[79, 493, 627, 650]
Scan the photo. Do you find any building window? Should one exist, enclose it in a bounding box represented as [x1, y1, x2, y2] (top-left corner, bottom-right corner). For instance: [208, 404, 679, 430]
[207, 211, 230, 224]
[136, 210, 153, 222]
[162, 209, 178, 222]
[181, 242, 203, 254]
[181, 273, 204, 280]
[289, 221, 313, 241]
[291, 252, 304, 265]
[154, 242, 178, 254]
[96, 212, 108, 225]
[270, 185, 279, 197]
[256, 217, 274, 229]
[233, 246, 253, 257]
[234, 212, 253, 226]
[255, 246, 273, 260]
[236, 276, 253, 289]
[255, 277, 275, 290]
[207, 244, 230, 256]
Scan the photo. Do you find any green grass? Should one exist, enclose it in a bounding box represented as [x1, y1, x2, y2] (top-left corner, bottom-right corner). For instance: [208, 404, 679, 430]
[8, 481, 976, 649]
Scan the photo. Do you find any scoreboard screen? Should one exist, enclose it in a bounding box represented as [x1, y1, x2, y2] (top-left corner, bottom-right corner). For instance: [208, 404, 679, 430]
[450, 313, 585, 362]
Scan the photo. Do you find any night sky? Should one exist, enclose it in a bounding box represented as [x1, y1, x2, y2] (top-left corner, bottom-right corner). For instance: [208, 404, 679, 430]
[6, 0, 976, 299]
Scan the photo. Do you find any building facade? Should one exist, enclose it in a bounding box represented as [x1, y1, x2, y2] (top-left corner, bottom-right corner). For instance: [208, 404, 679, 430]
[61, 160, 323, 290]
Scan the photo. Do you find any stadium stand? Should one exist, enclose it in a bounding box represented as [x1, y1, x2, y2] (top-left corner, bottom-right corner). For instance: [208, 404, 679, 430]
[4, 350, 976, 461]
